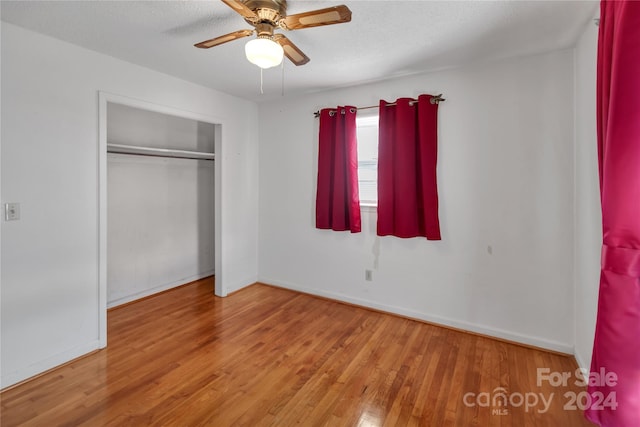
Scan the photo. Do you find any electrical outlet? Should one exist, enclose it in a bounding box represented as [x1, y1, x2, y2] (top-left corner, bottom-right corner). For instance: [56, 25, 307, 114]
[4, 203, 20, 221]
[365, 269, 373, 281]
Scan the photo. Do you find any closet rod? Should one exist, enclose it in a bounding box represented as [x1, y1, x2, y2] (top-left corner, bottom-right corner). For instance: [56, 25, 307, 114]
[107, 143, 215, 161]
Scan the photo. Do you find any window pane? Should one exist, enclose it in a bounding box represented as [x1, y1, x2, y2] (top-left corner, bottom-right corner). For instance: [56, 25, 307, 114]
[356, 115, 378, 205]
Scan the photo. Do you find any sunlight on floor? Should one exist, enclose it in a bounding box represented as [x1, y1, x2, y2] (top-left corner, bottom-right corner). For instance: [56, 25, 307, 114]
[357, 409, 382, 427]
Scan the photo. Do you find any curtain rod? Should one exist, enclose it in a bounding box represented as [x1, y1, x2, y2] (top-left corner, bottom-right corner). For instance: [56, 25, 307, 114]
[313, 94, 445, 118]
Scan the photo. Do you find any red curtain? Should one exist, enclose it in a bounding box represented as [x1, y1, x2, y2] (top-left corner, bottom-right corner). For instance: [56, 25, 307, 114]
[377, 95, 441, 239]
[315, 106, 361, 233]
[586, 2, 640, 426]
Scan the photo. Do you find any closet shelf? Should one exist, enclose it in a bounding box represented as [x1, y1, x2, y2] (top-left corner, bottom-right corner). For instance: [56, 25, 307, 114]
[107, 143, 215, 161]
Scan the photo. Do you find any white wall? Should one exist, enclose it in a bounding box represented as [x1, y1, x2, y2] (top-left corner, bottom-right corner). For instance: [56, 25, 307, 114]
[0, 22, 259, 388]
[574, 16, 601, 370]
[258, 49, 576, 352]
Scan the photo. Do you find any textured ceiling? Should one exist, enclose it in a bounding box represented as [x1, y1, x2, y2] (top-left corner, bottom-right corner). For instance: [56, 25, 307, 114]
[1, 0, 598, 103]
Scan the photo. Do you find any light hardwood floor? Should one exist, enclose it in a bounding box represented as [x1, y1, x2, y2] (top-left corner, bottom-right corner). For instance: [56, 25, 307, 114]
[1, 277, 594, 426]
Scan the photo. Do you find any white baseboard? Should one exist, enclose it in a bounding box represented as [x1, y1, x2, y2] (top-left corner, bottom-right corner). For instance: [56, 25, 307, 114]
[223, 274, 259, 296]
[1, 340, 101, 390]
[260, 277, 574, 355]
[107, 270, 215, 308]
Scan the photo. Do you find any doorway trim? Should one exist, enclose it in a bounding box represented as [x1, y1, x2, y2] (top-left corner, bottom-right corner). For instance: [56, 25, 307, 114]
[97, 91, 224, 347]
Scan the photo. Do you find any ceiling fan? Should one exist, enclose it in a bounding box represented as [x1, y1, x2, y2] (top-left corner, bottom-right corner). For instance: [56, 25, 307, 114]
[195, 0, 352, 69]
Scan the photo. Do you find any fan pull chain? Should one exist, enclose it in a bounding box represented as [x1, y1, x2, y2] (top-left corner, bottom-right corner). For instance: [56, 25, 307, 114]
[260, 68, 264, 95]
[281, 59, 285, 97]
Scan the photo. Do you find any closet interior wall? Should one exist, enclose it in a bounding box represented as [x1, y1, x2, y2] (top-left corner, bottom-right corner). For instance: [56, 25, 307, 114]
[106, 103, 215, 307]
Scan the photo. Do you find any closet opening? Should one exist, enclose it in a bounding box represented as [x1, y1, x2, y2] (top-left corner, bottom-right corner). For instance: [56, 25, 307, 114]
[98, 93, 223, 347]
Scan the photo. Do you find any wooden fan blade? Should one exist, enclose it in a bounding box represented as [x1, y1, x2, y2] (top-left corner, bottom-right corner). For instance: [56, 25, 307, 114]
[221, 0, 258, 20]
[274, 35, 310, 66]
[194, 29, 254, 49]
[281, 5, 351, 30]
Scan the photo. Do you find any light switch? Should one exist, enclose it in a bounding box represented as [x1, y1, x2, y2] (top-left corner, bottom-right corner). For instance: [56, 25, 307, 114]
[5, 203, 20, 221]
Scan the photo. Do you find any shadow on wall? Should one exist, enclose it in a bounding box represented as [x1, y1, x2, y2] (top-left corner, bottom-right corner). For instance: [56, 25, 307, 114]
[197, 121, 215, 278]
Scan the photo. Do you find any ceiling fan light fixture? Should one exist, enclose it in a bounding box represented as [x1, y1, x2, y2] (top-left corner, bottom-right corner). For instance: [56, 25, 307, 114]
[245, 37, 284, 69]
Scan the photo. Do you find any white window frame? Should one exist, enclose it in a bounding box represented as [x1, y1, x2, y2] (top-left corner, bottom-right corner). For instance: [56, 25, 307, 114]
[356, 112, 379, 208]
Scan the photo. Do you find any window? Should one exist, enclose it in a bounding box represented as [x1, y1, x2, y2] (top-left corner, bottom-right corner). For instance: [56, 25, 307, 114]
[356, 114, 379, 206]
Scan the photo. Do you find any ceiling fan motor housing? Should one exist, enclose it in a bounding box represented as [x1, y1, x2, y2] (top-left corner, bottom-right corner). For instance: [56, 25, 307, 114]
[243, 0, 287, 26]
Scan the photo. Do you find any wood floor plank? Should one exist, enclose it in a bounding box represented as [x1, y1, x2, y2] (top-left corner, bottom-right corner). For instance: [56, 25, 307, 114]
[1, 278, 595, 426]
